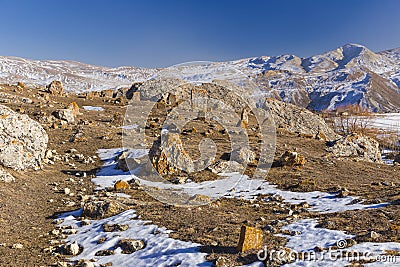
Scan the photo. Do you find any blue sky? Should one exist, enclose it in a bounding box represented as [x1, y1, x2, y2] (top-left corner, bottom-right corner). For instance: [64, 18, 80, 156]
[0, 0, 399, 68]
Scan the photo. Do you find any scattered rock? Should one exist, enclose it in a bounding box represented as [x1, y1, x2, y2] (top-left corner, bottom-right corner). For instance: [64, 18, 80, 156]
[0, 105, 48, 170]
[277, 150, 306, 167]
[47, 81, 64, 95]
[237, 225, 263, 252]
[326, 133, 382, 163]
[118, 239, 146, 254]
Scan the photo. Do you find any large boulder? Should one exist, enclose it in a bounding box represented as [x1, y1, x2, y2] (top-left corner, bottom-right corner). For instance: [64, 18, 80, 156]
[0, 105, 48, 170]
[263, 98, 338, 140]
[149, 131, 194, 175]
[46, 80, 64, 95]
[326, 133, 382, 163]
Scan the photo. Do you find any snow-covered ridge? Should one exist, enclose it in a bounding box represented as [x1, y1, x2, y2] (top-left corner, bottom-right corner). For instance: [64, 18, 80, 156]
[0, 56, 156, 92]
[1, 43, 400, 111]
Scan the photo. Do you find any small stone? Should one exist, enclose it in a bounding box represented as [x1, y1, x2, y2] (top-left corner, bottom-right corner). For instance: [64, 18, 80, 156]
[103, 223, 129, 232]
[95, 249, 115, 256]
[97, 237, 107, 244]
[118, 239, 146, 254]
[65, 241, 80, 255]
[237, 225, 263, 252]
[278, 150, 306, 167]
[0, 169, 15, 183]
[11, 243, 23, 249]
[370, 231, 381, 239]
[80, 220, 91, 226]
[114, 180, 130, 191]
[78, 260, 94, 267]
[64, 188, 71, 195]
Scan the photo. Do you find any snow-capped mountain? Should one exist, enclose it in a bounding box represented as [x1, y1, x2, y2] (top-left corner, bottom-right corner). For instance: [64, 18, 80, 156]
[0, 43, 400, 112]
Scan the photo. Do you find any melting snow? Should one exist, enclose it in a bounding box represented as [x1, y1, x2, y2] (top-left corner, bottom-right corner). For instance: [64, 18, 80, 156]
[59, 148, 398, 266]
[83, 106, 104, 111]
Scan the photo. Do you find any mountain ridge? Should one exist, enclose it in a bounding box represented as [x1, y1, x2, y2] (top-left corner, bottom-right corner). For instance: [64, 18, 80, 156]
[0, 43, 400, 112]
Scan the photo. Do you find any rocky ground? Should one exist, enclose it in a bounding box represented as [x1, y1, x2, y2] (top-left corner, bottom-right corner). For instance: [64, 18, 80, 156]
[0, 82, 399, 266]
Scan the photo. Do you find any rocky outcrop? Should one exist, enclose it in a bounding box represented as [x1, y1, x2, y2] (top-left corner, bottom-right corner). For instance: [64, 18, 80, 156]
[326, 133, 382, 163]
[149, 131, 194, 175]
[263, 98, 338, 140]
[0, 105, 48, 170]
[47, 80, 64, 95]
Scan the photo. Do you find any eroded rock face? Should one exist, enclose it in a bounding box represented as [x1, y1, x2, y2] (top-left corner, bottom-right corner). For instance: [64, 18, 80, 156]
[264, 98, 338, 141]
[326, 133, 382, 163]
[0, 105, 48, 170]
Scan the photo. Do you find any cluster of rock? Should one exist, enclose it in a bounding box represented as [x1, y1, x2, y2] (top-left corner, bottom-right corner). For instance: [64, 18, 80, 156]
[326, 133, 382, 163]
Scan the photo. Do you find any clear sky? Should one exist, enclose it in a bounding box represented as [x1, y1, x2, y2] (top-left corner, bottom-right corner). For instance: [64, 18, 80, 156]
[0, 0, 399, 68]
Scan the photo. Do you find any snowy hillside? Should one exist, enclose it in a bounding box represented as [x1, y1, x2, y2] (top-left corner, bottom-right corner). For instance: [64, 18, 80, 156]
[0, 43, 400, 111]
[0, 56, 156, 92]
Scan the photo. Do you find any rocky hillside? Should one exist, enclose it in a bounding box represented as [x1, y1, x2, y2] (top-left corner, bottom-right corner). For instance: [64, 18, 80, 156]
[1, 43, 400, 112]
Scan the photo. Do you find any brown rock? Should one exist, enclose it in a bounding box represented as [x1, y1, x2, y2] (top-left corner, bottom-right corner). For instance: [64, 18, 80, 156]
[118, 239, 146, 254]
[114, 180, 130, 191]
[17, 82, 26, 89]
[100, 89, 114, 98]
[82, 200, 128, 219]
[278, 150, 306, 167]
[67, 102, 80, 116]
[47, 81, 64, 95]
[149, 132, 194, 175]
[103, 223, 129, 232]
[237, 225, 263, 252]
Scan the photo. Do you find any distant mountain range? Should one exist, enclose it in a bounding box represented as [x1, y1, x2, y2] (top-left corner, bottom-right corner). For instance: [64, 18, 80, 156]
[1, 43, 399, 112]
